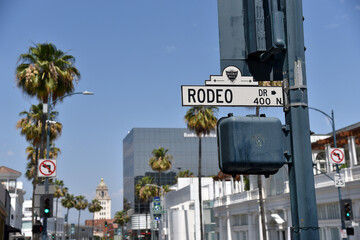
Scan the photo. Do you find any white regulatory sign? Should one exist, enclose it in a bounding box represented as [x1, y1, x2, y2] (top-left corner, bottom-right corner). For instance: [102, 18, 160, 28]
[181, 86, 283, 107]
[38, 159, 57, 177]
[329, 148, 345, 165]
[334, 173, 345, 187]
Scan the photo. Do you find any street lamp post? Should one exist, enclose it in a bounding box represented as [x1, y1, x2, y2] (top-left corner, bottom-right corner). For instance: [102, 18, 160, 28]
[42, 91, 94, 240]
[309, 107, 346, 239]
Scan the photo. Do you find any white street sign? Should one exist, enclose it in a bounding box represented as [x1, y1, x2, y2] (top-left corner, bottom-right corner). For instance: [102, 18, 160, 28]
[334, 173, 345, 187]
[181, 85, 283, 107]
[329, 148, 345, 165]
[181, 66, 284, 107]
[38, 159, 57, 177]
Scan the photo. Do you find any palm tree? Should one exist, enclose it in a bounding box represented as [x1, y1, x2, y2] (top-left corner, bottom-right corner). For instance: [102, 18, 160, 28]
[17, 103, 62, 234]
[184, 106, 218, 240]
[114, 210, 130, 239]
[15, 42, 80, 159]
[175, 170, 194, 182]
[75, 195, 88, 239]
[53, 180, 67, 238]
[149, 147, 173, 190]
[88, 199, 102, 236]
[136, 176, 156, 236]
[61, 193, 76, 238]
[15, 43, 81, 102]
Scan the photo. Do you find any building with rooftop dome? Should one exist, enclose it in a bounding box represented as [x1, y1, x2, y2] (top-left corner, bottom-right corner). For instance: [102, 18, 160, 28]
[94, 178, 111, 220]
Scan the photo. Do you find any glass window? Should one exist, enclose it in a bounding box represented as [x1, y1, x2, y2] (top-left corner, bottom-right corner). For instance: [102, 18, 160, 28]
[329, 227, 340, 240]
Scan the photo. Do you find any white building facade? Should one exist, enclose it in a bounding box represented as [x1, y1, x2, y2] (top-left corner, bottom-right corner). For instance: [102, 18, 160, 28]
[0, 166, 25, 233]
[94, 178, 111, 220]
[161, 122, 360, 240]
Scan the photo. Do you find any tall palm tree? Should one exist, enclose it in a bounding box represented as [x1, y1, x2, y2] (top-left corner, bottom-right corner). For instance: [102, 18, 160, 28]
[88, 199, 102, 236]
[184, 106, 218, 240]
[15, 42, 81, 159]
[75, 195, 88, 239]
[114, 210, 130, 239]
[135, 176, 155, 236]
[53, 180, 67, 238]
[149, 147, 173, 190]
[17, 103, 62, 233]
[137, 178, 157, 236]
[15, 43, 81, 103]
[61, 193, 76, 238]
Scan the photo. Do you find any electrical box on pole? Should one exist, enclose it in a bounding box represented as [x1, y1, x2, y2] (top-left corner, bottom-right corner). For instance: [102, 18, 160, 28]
[217, 115, 287, 177]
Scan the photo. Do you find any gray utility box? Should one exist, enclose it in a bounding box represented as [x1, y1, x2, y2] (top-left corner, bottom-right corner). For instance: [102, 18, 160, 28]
[217, 115, 286, 176]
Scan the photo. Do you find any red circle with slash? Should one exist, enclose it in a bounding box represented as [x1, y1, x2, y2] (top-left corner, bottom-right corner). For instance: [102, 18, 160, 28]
[39, 160, 56, 176]
[330, 149, 344, 164]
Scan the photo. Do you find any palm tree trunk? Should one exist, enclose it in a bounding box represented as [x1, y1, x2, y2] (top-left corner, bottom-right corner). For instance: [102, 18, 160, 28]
[54, 198, 59, 238]
[198, 136, 204, 240]
[65, 208, 70, 239]
[92, 214, 95, 239]
[77, 210, 81, 240]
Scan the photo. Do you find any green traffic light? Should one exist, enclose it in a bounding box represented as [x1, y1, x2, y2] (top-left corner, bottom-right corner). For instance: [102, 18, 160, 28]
[45, 209, 50, 214]
[347, 213, 350, 216]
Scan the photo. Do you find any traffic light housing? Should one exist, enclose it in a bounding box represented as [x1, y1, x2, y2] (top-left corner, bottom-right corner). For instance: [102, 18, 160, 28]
[32, 223, 43, 233]
[217, 115, 287, 177]
[341, 199, 353, 221]
[104, 221, 108, 227]
[51, 233, 55, 239]
[40, 194, 53, 218]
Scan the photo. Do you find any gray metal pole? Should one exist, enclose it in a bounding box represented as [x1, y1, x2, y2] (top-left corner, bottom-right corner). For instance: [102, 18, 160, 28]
[284, 0, 319, 239]
[42, 93, 51, 240]
[308, 108, 346, 239]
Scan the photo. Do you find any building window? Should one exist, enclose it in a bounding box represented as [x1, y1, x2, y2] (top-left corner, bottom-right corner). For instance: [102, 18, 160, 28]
[232, 215, 248, 226]
[317, 202, 340, 220]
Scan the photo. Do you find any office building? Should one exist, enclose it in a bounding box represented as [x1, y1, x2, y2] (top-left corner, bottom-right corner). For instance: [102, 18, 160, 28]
[123, 128, 219, 214]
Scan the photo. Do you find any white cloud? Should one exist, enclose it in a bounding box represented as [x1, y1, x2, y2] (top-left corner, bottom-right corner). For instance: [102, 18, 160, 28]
[7, 150, 14, 156]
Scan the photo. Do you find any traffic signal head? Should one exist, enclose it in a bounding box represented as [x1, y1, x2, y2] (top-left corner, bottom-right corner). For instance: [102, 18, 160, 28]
[217, 115, 287, 177]
[51, 233, 55, 239]
[40, 194, 53, 218]
[341, 199, 353, 221]
[104, 221, 108, 227]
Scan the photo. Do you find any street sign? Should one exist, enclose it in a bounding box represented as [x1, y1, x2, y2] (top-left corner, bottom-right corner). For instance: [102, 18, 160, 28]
[334, 173, 345, 187]
[38, 159, 57, 177]
[182, 85, 283, 107]
[329, 148, 345, 165]
[181, 66, 283, 107]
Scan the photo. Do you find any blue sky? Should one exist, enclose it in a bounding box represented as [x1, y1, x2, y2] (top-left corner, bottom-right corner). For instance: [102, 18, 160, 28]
[0, 0, 359, 224]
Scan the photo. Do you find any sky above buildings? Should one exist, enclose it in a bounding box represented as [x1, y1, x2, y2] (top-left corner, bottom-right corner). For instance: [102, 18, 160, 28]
[0, 0, 359, 223]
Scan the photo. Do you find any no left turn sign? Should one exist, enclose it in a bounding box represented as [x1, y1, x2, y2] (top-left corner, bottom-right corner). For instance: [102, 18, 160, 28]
[38, 159, 57, 177]
[329, 148, 345, 165]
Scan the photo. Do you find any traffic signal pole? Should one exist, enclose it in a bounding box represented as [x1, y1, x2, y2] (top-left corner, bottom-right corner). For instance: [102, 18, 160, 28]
[283, 0, 319, 239]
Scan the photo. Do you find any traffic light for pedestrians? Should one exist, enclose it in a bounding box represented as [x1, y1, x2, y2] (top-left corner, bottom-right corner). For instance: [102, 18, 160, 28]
[40, 194, 53, 218]
[341, 199, 353, 221]
[32, 223, 43, 233]
[217, 115, 287, 177]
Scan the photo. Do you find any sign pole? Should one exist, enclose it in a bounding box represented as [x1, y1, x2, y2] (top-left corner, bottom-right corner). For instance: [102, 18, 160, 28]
[283, 0, 319, 239]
